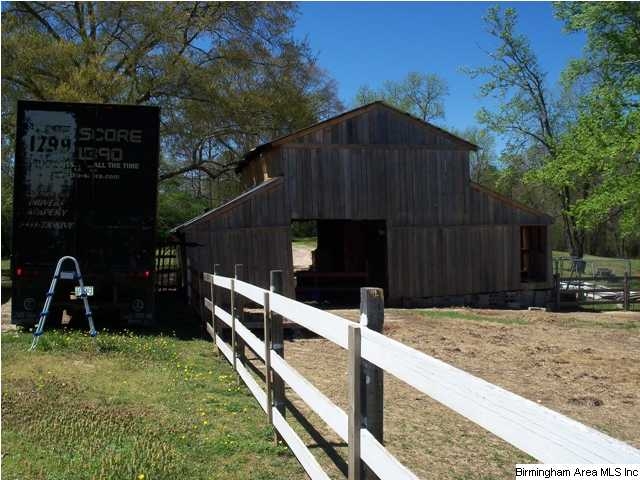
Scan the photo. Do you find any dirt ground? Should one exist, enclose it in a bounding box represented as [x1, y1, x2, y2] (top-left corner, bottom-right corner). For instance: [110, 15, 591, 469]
[251, 307, 640, 479]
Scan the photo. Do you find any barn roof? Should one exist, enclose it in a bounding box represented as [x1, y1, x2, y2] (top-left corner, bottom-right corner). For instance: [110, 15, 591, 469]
[236, 101, 478, 173]
[171, 176, 284, 232]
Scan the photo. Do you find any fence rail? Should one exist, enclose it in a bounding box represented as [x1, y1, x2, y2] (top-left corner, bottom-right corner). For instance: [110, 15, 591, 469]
[203, 269, 640, 479]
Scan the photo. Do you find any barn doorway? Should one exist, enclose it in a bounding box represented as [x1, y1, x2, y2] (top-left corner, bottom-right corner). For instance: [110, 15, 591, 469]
[292, 219, 388, 305]
[520, 225, 547, 282]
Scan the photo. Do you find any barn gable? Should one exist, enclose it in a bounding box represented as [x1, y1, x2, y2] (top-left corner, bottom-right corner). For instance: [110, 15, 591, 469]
[282, 102, 478, 149]
[172, 177, 294, 295]
[177, 102, 553, 309]
[236, 102, 477, 174]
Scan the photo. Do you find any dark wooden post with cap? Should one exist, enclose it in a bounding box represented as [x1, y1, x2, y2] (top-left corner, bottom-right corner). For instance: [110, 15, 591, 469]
[270, 270, 285, 444]
[263, 290, 273, 428]
[553, 273, 560, 311]
[623, 272, 630, 311]
[360, 287, 384, 479]
[199, 273, 206, 338]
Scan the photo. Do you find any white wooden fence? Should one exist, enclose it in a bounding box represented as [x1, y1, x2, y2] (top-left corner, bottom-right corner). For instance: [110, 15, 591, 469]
[202, 270, 640, 480]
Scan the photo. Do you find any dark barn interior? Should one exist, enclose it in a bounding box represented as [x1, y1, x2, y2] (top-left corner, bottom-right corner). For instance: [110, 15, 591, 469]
[520, 225, 548, 283]
[295, 220, 387, 304]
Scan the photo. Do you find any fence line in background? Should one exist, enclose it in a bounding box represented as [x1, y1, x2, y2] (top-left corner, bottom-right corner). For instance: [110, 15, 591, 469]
[202, 269, 640, 480]
[553, 272, 640, 310]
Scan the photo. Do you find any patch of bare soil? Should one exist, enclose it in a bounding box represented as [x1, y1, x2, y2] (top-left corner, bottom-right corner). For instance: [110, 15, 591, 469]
[250, 308, 639, 479]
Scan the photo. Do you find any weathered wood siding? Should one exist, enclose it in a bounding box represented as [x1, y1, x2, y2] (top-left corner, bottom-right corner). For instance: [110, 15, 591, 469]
[247, 147, 548, 226]
[291, 105, 469, 147]
[180, 178, 294, 297]
[387, 226, 522, 300]
[238, 104, 551, 303]
[242, 107, 548, 223]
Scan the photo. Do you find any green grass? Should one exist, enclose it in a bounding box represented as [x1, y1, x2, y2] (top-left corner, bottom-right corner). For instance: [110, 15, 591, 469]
[417, 309, 529, 326]
[580, 302, 640, 312]
[554, 316, 640, 330]
[417, 308, 639, 330]
[291, 237, 317, 249]
[1, 329, 304, 480]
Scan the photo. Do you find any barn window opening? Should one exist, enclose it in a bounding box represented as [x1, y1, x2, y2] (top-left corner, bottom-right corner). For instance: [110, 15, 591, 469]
[520, 226, 547, 282]
[292, 219, 387, 306]
[291, 220, 317, 273]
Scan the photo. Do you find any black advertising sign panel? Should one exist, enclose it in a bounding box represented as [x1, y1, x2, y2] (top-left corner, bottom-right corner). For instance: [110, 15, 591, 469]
[14, 101, 160, 268]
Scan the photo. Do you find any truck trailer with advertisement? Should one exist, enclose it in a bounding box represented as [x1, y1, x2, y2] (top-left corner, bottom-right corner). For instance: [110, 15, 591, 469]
[11, 100, 160, 327]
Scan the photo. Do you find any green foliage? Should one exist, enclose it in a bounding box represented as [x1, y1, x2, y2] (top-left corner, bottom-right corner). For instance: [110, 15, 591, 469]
[1, 3, 319, 107]
[156, 178, 209, 241]
[547, 3, 640, 242]
[532, 88, 640, 240]
[469, 6, 616, 257]
[354, 72, 449, 122]
[291, 220, 317, 239]
[555, 2, 640, 93]
[1, 1, 342, 239]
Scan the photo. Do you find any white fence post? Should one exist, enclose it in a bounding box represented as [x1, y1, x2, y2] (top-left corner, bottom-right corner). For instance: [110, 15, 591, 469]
[212, 264, 220, 356]
[234, 264, 246, 365]
[230, 277, 237, 384]
[199, 272, 206, 337]
[348, 323, 362, 480]
[623, 272, 630, 311]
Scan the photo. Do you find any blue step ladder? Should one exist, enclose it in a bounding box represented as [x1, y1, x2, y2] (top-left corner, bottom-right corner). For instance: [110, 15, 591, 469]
[29, 256, 97, 351]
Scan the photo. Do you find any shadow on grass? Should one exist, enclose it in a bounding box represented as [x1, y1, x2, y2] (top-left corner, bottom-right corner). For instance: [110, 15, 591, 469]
[17, 291, 206, 341]
[152, 291, 204, 339]
[285, 399, 348, 476]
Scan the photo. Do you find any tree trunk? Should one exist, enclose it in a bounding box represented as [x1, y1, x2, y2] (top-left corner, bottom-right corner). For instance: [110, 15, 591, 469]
[560, 211, 585, 258]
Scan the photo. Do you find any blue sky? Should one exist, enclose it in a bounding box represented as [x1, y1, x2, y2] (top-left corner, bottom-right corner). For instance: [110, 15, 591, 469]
[292, 2, 586, 152]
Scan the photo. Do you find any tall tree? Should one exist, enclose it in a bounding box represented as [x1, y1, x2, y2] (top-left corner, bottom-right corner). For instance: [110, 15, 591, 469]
[1, 2, 342, 242]
[464, 7, 589, 256]
[546, 2, 640, 252]
[1, 2, 341, 176]
[354, 72, 449, 122]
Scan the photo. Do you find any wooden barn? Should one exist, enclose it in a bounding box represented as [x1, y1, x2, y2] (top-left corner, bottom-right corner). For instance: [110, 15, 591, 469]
[172, 102, 553, 308]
